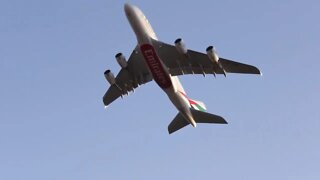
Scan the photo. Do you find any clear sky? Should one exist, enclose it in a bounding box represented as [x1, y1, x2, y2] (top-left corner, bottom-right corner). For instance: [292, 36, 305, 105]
[1, 0, 320, 179]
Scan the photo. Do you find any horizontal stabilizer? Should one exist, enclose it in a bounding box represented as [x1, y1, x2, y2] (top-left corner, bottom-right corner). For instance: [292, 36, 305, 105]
[168, 109, 227, 134]
[190, 108, 227, 124]
[168, 113, 189, 134]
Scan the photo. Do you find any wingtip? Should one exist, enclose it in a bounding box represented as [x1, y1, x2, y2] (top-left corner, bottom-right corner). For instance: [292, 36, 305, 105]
[260, 71, 263, 76]
[168, 128, 174, 134]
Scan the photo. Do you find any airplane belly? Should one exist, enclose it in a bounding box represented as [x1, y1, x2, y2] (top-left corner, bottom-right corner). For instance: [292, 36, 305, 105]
[140, 44, 172, 89]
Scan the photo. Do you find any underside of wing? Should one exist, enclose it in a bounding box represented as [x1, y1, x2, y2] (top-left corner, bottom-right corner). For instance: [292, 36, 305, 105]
[219, 58, 261, 74]
[103, 47, 153, 107]
[153, 39, 261, 76]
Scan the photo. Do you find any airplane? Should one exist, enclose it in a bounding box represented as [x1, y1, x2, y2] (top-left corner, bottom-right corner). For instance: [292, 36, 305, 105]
[103, 3, 261, 134]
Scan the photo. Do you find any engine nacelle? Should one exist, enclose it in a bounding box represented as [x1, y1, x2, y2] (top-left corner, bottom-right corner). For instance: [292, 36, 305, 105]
[115, 53, 128, 68]
[206, 46, 219, 63]
[174, 38, 188, 55]
[104, 69, 116, 85]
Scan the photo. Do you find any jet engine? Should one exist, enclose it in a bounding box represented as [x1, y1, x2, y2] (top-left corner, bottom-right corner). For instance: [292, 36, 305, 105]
[115, 53, 128, 68]
[174, 38, 187, 55]
[104, 70, 116, 85]
[206, 46, 219, 63]
[206, 46, 226, 76]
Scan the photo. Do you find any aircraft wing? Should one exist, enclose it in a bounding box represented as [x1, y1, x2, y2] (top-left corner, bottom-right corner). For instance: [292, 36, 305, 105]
[153, 39, 261, 76]
[103, 46, 153, 106]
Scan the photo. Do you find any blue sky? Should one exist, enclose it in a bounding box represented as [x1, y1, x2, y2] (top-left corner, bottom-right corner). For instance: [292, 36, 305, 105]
[1, 0, 319, 179]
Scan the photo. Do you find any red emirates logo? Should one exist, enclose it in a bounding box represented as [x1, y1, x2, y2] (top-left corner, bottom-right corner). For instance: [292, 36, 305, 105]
[140, 44, 172, 89]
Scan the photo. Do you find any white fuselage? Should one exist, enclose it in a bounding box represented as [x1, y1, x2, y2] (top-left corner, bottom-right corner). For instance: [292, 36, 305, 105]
[124, 4, 196, 127]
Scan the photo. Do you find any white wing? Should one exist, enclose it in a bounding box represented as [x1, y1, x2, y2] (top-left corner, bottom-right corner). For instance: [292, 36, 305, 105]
[103, 46, 153, 106]
[152, 39, 261, 76]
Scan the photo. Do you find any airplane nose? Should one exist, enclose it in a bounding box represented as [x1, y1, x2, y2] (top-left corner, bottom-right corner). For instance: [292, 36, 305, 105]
[124, 3, 133, 15]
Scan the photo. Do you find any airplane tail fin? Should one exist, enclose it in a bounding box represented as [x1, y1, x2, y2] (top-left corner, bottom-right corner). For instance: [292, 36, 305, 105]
[168, 108, 227, 134]
[178, 91, 207, 112]
[189, 99, 207, 112]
